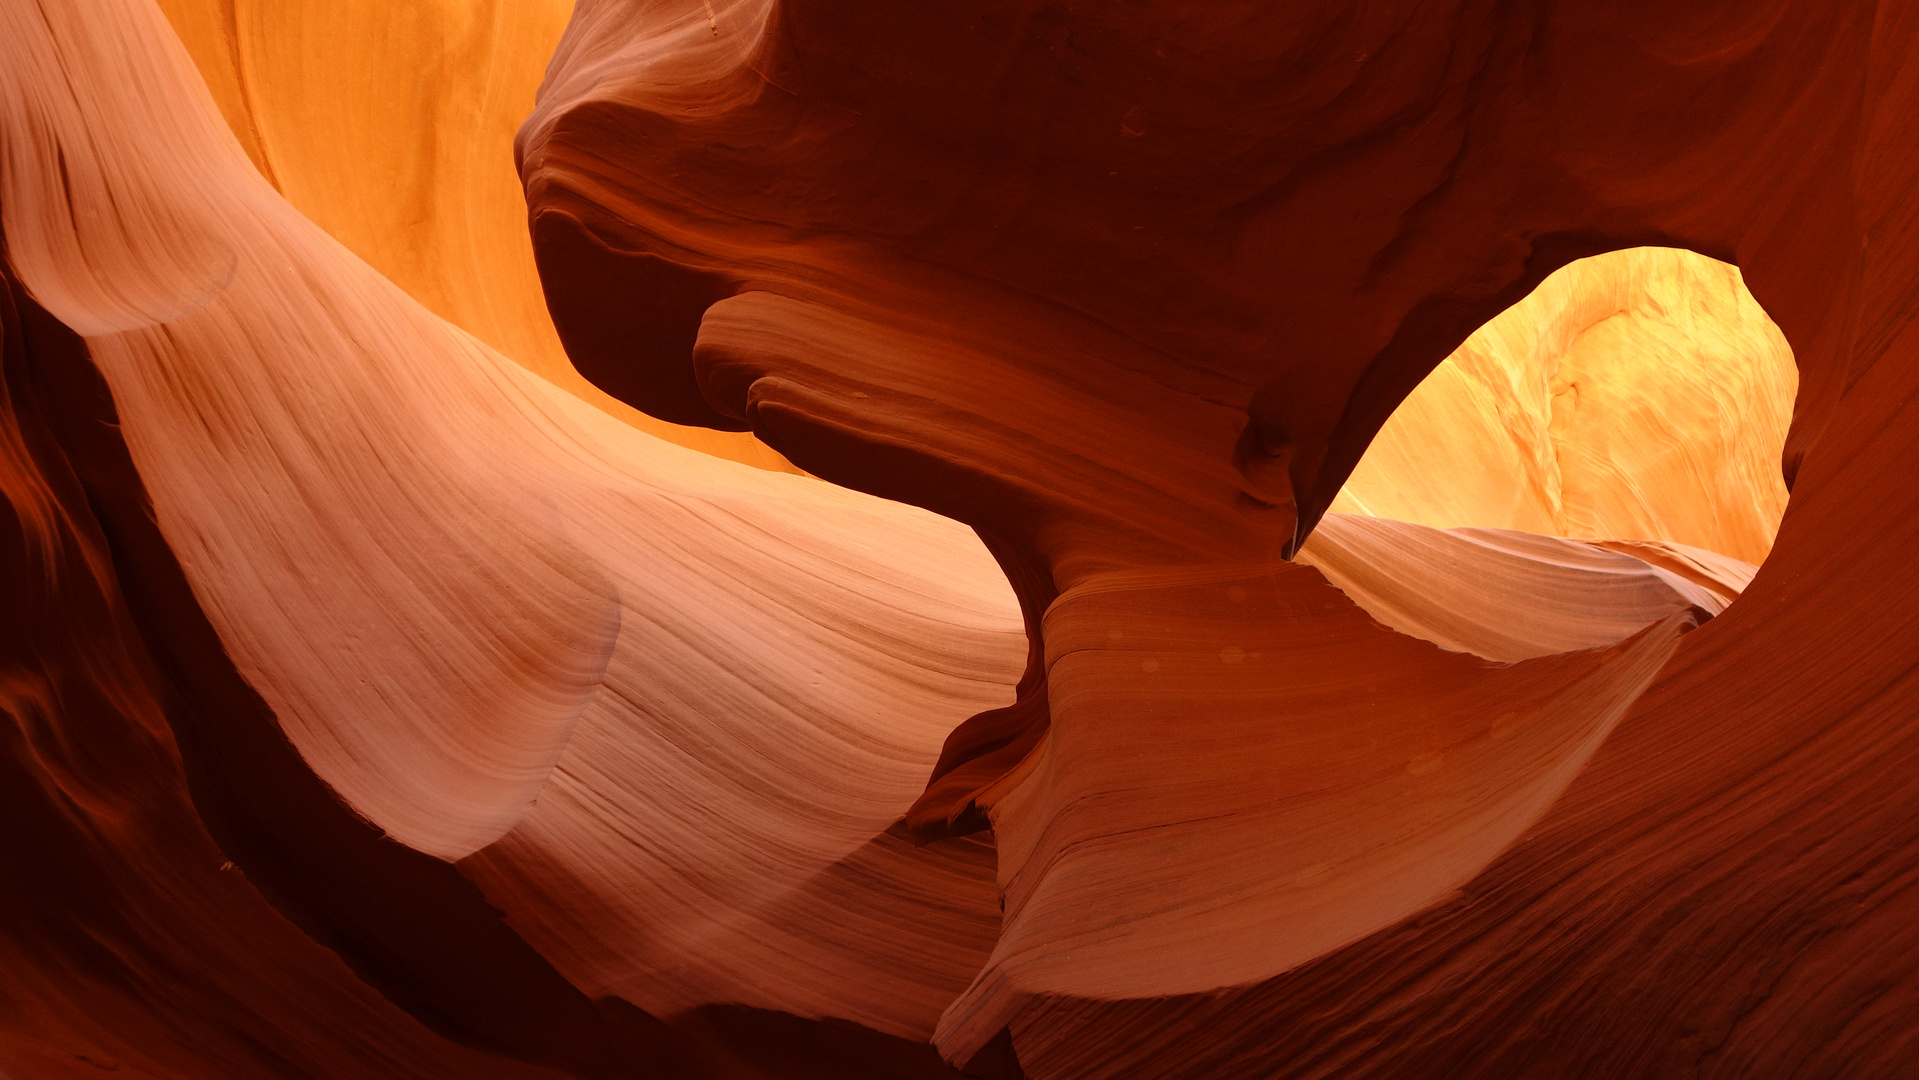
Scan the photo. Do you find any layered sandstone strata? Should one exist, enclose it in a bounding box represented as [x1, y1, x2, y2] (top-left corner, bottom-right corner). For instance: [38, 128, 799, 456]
[4, 2, 1918, 1080]
[514, 1, 1919, 1076]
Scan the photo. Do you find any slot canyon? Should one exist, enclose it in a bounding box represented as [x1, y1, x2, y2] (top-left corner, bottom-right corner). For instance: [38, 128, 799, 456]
[1, 2, 1915, 1079]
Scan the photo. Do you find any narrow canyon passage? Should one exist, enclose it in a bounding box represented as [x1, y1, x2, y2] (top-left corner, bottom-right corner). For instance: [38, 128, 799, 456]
[6, 3, 1919, 1080]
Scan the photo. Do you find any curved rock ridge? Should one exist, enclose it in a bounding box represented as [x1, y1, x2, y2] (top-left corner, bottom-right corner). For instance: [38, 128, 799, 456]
[519, 0, 1919, 1076]
[10, 1, 1919, 1079]
[2, 1, 1741, 1073]
[0, 0, 1031, 1058]
[21, 2, 1694, 1055]
[1, 258, 981, 1077]
[1298, 514, 1749, 663]
[937, 577, 1692, 1061]
[1331, 246, 1797, 565]
[148, 0, 792, 471]
[0, 257, 583, 1080]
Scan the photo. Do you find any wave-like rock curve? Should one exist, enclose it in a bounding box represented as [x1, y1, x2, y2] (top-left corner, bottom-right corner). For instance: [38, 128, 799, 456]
[6, 1, 1919, 1079]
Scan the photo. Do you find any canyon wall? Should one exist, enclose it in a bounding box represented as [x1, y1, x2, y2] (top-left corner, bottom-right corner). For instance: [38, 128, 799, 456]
[519, 0, 1919, 1075]
[149, 0, 789, 470]
[3, 1, 1917, 1079]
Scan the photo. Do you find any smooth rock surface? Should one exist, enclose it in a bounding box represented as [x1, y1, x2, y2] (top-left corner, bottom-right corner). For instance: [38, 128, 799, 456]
[8, 1, 1919, 1078]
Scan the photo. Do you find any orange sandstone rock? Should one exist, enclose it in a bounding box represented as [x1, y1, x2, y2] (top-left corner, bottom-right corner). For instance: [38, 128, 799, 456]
[7, 0, 1919, 1078]
[517, 0, 1919, 1076]
[150, 0, 791, 470]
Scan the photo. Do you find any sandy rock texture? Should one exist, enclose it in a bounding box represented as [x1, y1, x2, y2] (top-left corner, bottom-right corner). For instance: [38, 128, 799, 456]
[517, 0, 1919, 1076]
[1331, 248, 1796, 565]
[4, 1, 1918, 1079]
[149, 0, 789, 470]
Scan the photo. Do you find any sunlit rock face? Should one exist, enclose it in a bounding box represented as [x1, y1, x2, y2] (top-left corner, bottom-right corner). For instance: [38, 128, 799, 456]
[1330, 247, 1796, 565]
[4, 2, 1919, 1080]
[1296, 247, 1791, 662]
[149, 0, 789, 471]
[517, 1, 1919, 1076]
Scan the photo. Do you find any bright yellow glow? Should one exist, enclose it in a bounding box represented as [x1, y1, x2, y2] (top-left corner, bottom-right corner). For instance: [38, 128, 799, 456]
[151, 0, 794, 471]
[1333, 248, 1796, 564]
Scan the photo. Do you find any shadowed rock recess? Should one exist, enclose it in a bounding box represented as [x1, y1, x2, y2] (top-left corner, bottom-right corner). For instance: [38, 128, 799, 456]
[3, 1, 1917, 1078]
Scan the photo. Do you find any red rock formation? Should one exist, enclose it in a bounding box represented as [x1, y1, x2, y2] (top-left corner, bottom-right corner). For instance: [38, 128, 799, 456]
[0, 222, 582, 1080]
[2, 2, 1007, 1076]
[6, 0, 1919, 1078]
[518, 0, 1919, 1075]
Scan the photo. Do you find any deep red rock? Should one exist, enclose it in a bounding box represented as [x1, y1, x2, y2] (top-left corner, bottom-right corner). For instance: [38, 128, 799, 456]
[520, 0, 1919, 1074]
